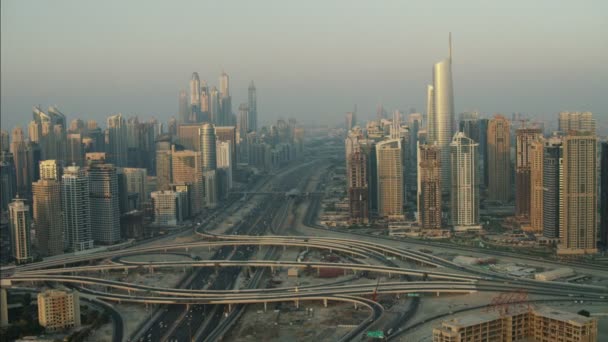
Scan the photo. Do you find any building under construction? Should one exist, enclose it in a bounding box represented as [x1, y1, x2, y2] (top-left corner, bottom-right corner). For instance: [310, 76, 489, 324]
[433, 306, 597, 342]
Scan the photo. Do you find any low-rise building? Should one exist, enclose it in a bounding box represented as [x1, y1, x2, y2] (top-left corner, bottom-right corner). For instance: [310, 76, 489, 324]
[433, 306, 597, 342]
[37, 289, 81, 331]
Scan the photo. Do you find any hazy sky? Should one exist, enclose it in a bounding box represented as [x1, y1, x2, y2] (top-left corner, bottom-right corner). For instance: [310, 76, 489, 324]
[2, 0, 607, 133]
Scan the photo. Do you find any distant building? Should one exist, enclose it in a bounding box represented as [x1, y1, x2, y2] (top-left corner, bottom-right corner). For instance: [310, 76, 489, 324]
[558, 111, 595, 134]
[515, 128, 542, 221]
[204, 170, 218, 208]
[9, 198, 32, 264]
[248, 81, 257, 132]
[200, 124, 217, 171]
[106, 114, 128, 167]
[151, 190, 187, 226]
[376, 139, 403, 219]
[345, 112, 356, 130]
[37, 290, 80, 331]
[542, 137, 563, 239]
[433, 307, 597, 342]
[347, 151, 368, 223]
[529, 139, 545, 233]
[487, 115, 511, 202]
[66, 133, 84, 167]
[123, 168, 147, 209]
[417, 143, 442, 229]
[0, 159, 17, 212]
[171, 148, 203, 214]
[39, 159, 61, 181]
[450, 132, 480, 231]
[558, 132, 597, 255]
[601, 141, 608, 249]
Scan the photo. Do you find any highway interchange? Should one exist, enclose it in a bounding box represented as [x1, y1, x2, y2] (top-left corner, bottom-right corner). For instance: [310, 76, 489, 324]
[3, 145, 608, 341]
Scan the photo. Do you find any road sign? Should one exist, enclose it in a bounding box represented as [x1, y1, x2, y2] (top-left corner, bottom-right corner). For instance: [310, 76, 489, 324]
[366, 330, 384, 339]
[407, 293, 420, 297]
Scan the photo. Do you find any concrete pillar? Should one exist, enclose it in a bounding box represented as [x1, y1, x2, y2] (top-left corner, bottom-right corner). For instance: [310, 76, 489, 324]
[228, 304, 232, 312]
[1, 288, 8, 327]
[295, 300, 299, 309]
[317, 268, 320, 276]
[264, 302, 267, 312]
[323, 298, 328, 308]
[354, 302, 357, 310]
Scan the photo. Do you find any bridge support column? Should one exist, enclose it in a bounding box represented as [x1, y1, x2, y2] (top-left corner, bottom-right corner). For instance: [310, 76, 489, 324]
[388, 272, 391, 278]
[396, 294, 400, 299]
[437, 292, 440, 297]
[317, 268, 320, 276]
[228, 304, 232, 312]
[270, 266, 274, 273]
[264, 302, 267, 312]
[128, 289, 131, 295]
[1, 288, 8, 327]
[187, 304, 190, 310]
[354, 302, 357, 310]
[124, 268, 129, 275]
[283, 245, 286, 252]
[323, 299, 327, 308]
[344, 269, 347, 276]
[295, 300, 299, 309]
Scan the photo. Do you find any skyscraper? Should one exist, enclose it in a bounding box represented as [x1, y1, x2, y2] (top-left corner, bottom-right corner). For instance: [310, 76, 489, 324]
[200, 123, 217, 172]
[66, 133, 84, 167]
[62, 166, 94, 252]
[219, 71, 232, 126]
[216, 140, 233, 195]
[178, 89, 189, 124]
[417, 143, 442, 229]
[450, 132, 480, 230]
[558, 111, 595, 134]
[487, 115, 511, 202]
[0, 160, 17, 212]
[190, 72, 201, 122]
[347, 151, 369, 223]
[32, 179, 63, 256]
[87, 163, 121, 244]
[600, 141, 608, 249]
[123, 168, 147, 209]
[237, 103, 249, 139]
[40, 160, 61, 180]
[558, 132, 597, 255]
[106, 114, 128, 167]
[210, 86, 220, 125]
[171, 148, 204, 214]
[542, 137, 562, 239]
[515, 128, 542, 220]
[376, 139, 403, 218]
[529, 139, 545, 233]
[345, 112, 356, 130]
[427, 34, 455, 194]
[248, 81, 257, 132]
[200, 81, 210, 122]
[10, 126, 29, 195]
[9, 197, 32, 264]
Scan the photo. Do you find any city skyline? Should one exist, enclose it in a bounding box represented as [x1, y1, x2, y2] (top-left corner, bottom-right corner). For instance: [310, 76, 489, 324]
[2, 1, 608, 132]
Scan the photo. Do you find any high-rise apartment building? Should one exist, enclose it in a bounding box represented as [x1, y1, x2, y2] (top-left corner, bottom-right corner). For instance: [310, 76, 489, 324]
[87, 163, 121, 244]
[487, 115, 511, 202]
[62, 166, 94, 252]
[0, 160, 17, 212]
[418, 143, 442, 229]
[601, 141, 608, 249]
[515, 128, 542, 220]
[66, 133, 84, 167]
[542, 137, 563, 239]
[178, 89, 189, 124]
[237, 103, 249, 153]
[204, 170, 218, 208]
[216, 140, 233, 192]
[529, 139, 545, 233]
[215, 126, 237, 166]
[210, 86, 220, 125]
[345, 112, 356, 130]
[177, 123, 204, 151]
[32, 179, 63, 256]
[450, 132, 480, 230]
[156, 149, 172, 191]
[37, 290, 80, 331]
[40, 159, 61, 180]
[10, 126, 29, 195]
[190, 72, 201, 122]
[200, 82, 210, 122]
[200, 123, 217, 172]
[106, 114, 128, 167]
[427, 35, 455, 194]
[376, 139, 403, 218]
[558, 132, 597, 255]
[9, 197, 32, 264]
[123, 168, 147, 209]
[558, 111, 595, 134]
[347, 151, 369, 223]
[248, 81, 257, 132]
[171, 148, 204, 214]
[219, 71, 232, 126]
[151, 190, 187, 226]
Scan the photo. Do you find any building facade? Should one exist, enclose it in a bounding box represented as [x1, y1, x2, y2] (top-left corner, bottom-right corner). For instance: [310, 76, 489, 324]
[37, 290, 81, 331]
[9, 198, 32, 264]
[558, 132, 597, 255]
[32, 179, 63, 256]
[376, 139, 403, 218]
[62, 166, 94, 251]
[450, 132, 480, 230]
[515, 128, 542, 220]
[487, 115, 511, 202]
[417, 143, 442, 229]
[87, 163, 121, 244]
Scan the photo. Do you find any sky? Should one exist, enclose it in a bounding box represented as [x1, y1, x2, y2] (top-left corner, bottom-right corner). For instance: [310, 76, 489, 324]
[2, 0, 607, 133]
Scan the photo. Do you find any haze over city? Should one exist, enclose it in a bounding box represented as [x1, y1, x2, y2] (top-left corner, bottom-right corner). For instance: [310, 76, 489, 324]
[2, 0, 607, 131]
[1, 1, 607, 342]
